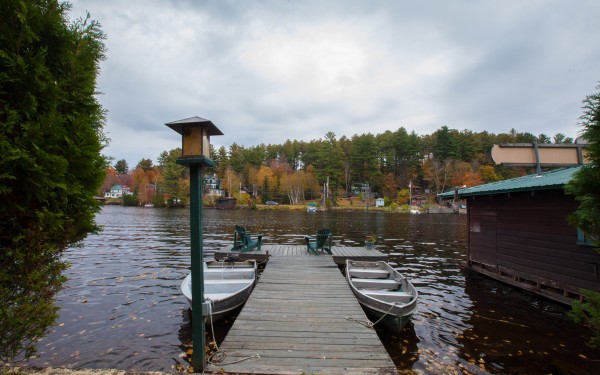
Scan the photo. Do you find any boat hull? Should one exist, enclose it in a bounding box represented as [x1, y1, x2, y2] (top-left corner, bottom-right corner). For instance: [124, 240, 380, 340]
[346, 260, 418, 334]
[181, 260, 257, 323]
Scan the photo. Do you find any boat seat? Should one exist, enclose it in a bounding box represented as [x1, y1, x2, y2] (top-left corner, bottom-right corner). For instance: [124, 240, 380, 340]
[362, 290, 414, 303]
[350, 278, 400, 290]
[348, 269, 390, 279]
[204, 279, 252, 284]
[204, 269, 255, 279]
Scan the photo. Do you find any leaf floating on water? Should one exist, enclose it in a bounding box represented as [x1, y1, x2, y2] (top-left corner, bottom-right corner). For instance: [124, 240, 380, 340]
[579, 354, 588, 359]
[186, 349, 193, 356]
[59, 323, 64, 327]
[80, 300, 88, 303]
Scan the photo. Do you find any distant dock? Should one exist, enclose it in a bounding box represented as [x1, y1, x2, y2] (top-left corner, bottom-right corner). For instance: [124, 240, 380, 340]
[205, 246, 397, 374]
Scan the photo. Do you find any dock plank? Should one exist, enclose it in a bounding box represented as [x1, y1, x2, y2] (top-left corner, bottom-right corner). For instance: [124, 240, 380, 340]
[213, 244, 388, 264]
[204, 255, 396, 374]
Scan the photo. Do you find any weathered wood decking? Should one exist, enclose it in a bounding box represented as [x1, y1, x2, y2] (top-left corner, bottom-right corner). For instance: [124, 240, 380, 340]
[204, 252, 396, 374]
[214, 244, 389, 265]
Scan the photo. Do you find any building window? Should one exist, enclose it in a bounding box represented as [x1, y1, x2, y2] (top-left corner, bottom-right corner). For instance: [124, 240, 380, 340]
[577, 228, 595, 246]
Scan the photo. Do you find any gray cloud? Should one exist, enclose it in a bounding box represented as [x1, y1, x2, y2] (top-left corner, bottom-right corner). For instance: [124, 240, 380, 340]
[71, 0, 600, 166]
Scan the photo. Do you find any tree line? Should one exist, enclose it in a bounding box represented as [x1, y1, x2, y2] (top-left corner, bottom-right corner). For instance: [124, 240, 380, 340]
[104, 126, 576, 206]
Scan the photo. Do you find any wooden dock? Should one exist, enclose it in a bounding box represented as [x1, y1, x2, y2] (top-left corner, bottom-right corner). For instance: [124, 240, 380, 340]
[214, 244, 389, 265]
[204, 250, 397, 374]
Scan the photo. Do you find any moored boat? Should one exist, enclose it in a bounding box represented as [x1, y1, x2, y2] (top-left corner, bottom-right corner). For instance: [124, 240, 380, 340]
[346, 260, 418, 333]
[181, 260, 257, 323]
[307, 202, 317, 212]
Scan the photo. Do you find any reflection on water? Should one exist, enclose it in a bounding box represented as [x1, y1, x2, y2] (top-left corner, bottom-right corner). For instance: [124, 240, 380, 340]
[25, 206, 599, 374]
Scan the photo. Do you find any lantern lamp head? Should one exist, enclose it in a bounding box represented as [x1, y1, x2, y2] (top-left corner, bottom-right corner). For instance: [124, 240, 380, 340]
[165, 116, 223, 167]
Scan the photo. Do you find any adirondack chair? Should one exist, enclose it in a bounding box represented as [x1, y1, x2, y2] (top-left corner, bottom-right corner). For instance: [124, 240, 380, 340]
[304, 228, 333, 255]
[232, 225, 263, 252]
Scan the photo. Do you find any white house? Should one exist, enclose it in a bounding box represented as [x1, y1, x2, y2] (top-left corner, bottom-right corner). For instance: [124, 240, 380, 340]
[204, 174, 224, 197]
[104, 185, 132, 198]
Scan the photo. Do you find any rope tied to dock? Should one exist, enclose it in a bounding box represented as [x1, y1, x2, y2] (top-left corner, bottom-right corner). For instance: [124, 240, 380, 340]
[204, 298, 261, 370]
[346, 301, 401, 329]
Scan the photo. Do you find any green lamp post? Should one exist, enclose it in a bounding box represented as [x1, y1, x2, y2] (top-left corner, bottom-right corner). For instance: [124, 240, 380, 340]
[165, 116, 223, 371]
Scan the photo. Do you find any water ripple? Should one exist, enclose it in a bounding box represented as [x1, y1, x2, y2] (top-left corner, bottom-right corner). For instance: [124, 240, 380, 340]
[24, 206, 599, 374]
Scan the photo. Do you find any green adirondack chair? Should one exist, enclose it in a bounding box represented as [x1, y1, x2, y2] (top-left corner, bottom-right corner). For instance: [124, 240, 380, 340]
[233, 225, 263, 252]
[304, 228, 333, 255]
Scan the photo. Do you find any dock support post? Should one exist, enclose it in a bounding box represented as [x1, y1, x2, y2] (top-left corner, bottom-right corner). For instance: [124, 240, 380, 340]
[189, 164, 205, 371]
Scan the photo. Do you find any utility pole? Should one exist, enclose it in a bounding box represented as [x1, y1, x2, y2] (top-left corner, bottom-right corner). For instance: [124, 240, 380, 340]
[365, 182, 369, 211]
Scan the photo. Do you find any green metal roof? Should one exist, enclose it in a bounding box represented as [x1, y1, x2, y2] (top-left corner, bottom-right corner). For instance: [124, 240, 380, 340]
[438, 166, 583, 198]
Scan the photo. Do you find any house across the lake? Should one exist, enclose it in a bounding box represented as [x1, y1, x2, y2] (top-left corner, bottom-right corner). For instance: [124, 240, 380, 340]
[439, 166, 600, 304]
[104, 185, 132, 198]
[204, 174, 224, 197]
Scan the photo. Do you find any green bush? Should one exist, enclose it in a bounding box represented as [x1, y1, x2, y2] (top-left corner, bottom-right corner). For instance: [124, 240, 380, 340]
[152, 192, 167, 207]
[122, 193, 139, 206]
[568, 289, 600, 347]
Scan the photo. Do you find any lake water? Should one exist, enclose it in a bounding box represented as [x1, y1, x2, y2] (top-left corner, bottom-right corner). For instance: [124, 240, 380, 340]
[25, 206, 599, 374]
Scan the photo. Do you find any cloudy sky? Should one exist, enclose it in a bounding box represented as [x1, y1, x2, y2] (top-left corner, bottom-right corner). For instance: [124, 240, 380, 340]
[69, 0, 600, 167]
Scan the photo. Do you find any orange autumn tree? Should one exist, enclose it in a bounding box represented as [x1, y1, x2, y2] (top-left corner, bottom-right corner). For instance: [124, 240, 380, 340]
[131, 166, 161, 205]
[456, 170, 484, 187]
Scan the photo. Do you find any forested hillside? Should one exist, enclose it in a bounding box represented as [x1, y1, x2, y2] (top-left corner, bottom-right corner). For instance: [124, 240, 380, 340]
[102, 126, 576, 206]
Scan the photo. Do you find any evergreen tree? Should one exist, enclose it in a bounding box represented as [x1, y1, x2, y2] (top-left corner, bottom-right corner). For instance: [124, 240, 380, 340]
[262, 175, 271, 203]
[114, 159, 129, 174]
[159, 149, 188, 206]
[567, 84, 600, 248]
[0, 0, 107, 361]
[349, 133, 379, 183]
[433, 126, 460, 160]
[136, 158, 153, 171]
[566, 83, 600, 347]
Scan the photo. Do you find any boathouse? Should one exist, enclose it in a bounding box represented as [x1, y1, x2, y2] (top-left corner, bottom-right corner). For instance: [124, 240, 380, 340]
[441, 166, 600, 304]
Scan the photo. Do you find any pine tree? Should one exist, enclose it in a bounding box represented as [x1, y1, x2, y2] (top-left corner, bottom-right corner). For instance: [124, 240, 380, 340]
[566, 83, 600, 347]
[0, 0, 107, 361]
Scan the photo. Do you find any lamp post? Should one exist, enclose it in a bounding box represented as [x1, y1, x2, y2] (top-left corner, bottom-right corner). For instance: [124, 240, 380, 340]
[165, 116, 223, 371]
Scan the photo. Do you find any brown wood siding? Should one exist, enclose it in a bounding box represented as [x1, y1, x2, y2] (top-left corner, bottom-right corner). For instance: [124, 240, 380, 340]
[467, 189, 600, 293]
[468, 210, 497, 266]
